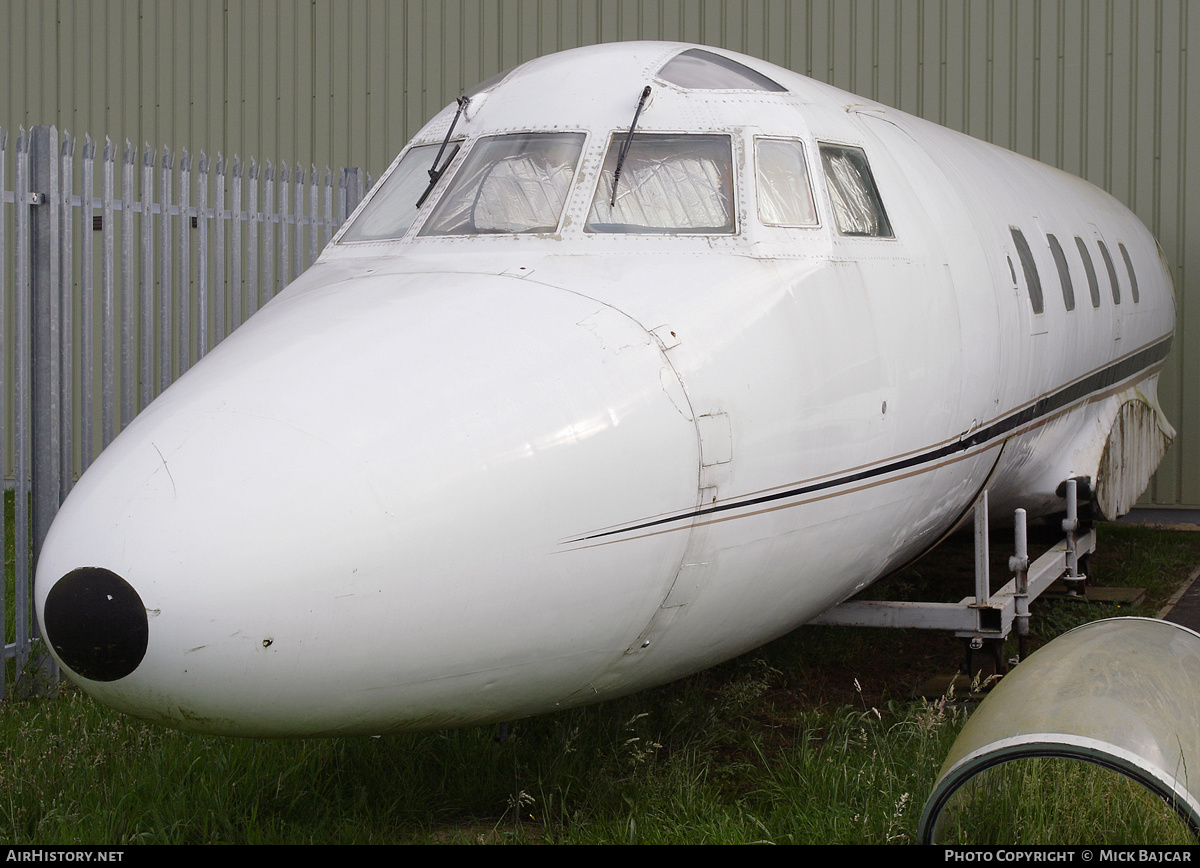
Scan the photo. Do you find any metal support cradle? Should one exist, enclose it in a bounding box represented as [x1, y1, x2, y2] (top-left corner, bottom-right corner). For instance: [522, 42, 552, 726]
[809, 480, 1096, 657]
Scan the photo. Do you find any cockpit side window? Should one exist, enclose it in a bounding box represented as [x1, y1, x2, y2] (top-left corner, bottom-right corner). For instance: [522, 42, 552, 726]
[339, 143, 446, 242]
[658, 48, 788, 92]
[586, 133, 734, 234]
[419, 132, 586, 236]
[755, 139, 818, 227]
[818, 144, 893, 237]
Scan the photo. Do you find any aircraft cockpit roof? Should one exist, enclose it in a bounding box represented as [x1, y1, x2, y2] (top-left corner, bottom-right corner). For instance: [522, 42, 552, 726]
[409, 42, 836, 143]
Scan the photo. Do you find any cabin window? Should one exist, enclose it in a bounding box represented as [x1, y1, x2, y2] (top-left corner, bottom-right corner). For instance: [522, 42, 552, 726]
[1119, 243, 1141, 303]
[658, 48, 787, 92]
[1098, 240, 1121, 304]
[1048, 235, 1076, 311]
[1010, 228, 1045, 315]
[420, 132, 586, 236]
[755, 139, 818, 227]
[1075, 237, 1101, 308]
[819, 144, 893, 237]
[586, 134, 735, 234]
[339, 143, 446, 242]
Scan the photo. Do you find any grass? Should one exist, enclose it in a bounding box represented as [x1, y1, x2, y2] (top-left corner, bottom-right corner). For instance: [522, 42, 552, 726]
[1, 521, 1198, 844]
[933, 757, 1195, 845]
[0, 664, 962, 844]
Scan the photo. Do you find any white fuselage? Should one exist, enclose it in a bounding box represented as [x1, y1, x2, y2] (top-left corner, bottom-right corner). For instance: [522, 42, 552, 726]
[34, 43, 1175, 735]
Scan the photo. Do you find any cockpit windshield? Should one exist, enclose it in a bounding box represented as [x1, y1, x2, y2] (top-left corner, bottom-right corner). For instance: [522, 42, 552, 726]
[344, 129, 739, 242]
[338, 143, 444, 242]
[586, 133, 734, 234]
[419, 132, 586, 235]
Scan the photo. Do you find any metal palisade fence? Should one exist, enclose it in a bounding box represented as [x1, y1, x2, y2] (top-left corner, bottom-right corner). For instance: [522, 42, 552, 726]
[1, 125, 371, 697]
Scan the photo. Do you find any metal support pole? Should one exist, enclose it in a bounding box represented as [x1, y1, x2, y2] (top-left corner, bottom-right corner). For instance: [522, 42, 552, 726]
[974, 488, 990, 609]
[29, 125, 61, 566]
[1063, 478, 1083, 596]
[965, 489, 999, 672]
[1009, 508, 1030, 662]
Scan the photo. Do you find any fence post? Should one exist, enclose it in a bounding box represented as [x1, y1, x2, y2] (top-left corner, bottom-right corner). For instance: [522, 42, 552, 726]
[340, 167, 363, 225]
[27, 125, 61, 692]
[30, 126, 61, 566]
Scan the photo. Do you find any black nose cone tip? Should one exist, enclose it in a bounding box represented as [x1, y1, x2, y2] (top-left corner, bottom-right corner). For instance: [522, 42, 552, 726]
[43, 567, 149, 682]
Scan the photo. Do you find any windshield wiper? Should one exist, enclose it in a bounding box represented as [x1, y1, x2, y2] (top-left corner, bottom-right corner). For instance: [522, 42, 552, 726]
[610, 86, 652, 207]
[416, 95, 469, 208]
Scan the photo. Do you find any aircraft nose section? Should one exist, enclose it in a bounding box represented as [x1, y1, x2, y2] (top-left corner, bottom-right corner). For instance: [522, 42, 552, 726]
[30, 269, 702, 734]
[42, 567, 148, 682]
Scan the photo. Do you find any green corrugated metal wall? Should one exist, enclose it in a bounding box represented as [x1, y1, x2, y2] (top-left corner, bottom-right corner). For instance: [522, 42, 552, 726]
[2, 0, 1197, 507]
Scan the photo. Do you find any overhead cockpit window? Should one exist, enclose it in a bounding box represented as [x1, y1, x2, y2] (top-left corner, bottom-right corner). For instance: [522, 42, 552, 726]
[339, 144, 445, 242]
[658, 48, 788, 92]
[818, 144, 893, 238]
[586, 134, 734, 234]
[464, 65, 516, 98]
[756, 139, 818, 227]
[419, 132, 586, 235]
